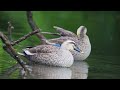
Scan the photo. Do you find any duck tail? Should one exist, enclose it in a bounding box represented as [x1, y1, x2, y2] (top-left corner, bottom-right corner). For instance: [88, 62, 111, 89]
[17, 52, 25, 56]
[23, 49, 34, 56]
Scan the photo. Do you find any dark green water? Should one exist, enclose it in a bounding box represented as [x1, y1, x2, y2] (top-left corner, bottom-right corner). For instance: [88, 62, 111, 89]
[87, 55, 120, 79]
[0, 54, 120, 79]
[0, 11, 120, 79]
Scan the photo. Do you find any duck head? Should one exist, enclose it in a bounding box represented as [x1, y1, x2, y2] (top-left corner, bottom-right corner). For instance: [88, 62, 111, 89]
[77, 26, 87, 38]
[61, 40, 83, 53]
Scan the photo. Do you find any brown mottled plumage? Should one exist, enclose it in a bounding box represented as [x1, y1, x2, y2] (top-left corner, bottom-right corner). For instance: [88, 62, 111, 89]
[48, 26, 91, 60]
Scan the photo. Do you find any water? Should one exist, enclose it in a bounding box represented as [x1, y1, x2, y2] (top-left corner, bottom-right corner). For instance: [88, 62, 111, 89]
[19, 61, 89, 79]
[87, 55, 120, 79]
[0, 55, 120, 79]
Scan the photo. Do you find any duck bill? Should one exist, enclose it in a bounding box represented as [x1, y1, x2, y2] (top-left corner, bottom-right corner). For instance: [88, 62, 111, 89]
[74, 47, 81, 52]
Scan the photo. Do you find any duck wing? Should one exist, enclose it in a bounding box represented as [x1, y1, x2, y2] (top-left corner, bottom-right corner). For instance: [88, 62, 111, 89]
[48, 36, 78, 45]
[53, 26, 77, 37]
[28, 45, 59, 53]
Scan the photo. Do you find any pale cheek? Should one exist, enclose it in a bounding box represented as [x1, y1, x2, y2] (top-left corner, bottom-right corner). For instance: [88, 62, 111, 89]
[70, 46, 74, 51]
[66, 45, 71, 50]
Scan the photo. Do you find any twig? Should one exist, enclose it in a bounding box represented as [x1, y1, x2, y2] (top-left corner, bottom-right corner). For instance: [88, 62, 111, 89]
[11, 29, 40, 46]
[7, 21, 14, 41]
[0, 32, 27, 71]
[41, 32, 61, 36]
[26, 11, 46, 44]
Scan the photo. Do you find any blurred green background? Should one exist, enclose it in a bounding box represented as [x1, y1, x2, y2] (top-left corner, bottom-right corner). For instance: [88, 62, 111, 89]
[0, 11, 120, 79]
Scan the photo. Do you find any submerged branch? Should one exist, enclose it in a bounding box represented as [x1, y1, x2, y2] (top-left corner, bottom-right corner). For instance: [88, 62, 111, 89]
[26, 11, 46, 44]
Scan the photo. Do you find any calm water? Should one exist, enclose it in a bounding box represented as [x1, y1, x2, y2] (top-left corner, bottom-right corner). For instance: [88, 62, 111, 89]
[0, 55, 120, 79]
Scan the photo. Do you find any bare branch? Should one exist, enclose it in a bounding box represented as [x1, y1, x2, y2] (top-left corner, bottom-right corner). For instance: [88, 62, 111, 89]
[0, 32, 27, 71]
[0, 11, 50, 75]
[0, 12, 48, 76]
[0, 26, 40, 73]
[7, 21, 14, 41]
[11, 29, 40, 46]
[26, 11, 46, 44]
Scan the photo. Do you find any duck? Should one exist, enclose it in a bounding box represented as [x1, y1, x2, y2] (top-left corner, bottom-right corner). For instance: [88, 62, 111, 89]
[18, 40, 81, 67]
[43, 26, 91, 61]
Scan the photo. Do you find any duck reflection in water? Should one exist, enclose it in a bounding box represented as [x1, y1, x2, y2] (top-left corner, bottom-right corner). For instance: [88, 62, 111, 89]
[20, 61, 89, 79]
[70, 61, 89, 79]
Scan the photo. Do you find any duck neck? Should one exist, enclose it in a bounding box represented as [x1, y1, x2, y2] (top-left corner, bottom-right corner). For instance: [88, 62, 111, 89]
[78, 34, 85, 39]
[61, 45, 66, 50]
[60, 43, 68, 50]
